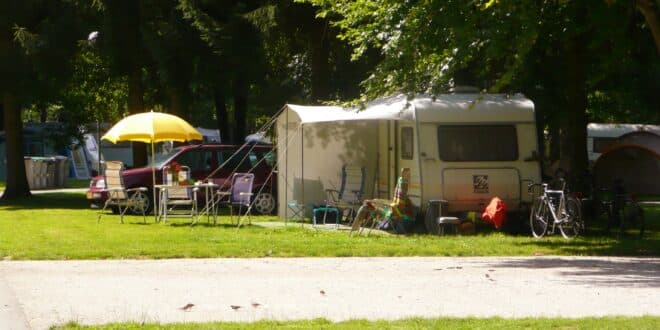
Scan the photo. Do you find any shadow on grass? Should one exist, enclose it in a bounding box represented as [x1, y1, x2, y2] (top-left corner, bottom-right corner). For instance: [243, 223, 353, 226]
[516, 229, 660, 256]
[485, 257, 660, 288]
[0, 192, 89, 210]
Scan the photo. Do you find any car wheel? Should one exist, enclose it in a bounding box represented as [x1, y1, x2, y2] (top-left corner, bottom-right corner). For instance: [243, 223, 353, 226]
[253, 192, 276, 214]
[128, 190, 152, 215]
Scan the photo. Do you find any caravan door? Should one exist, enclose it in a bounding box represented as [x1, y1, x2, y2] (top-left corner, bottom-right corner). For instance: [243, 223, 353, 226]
[397, 124, 422, 205]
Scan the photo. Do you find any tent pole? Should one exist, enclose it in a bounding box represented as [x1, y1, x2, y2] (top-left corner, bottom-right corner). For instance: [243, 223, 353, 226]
[301, 123, 304, 227]
[285, 109, 288, 223]
[413, 105, 424, 208]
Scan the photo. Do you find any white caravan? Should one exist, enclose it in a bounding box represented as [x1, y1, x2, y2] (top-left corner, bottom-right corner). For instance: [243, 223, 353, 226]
[276, 93, 542, 218]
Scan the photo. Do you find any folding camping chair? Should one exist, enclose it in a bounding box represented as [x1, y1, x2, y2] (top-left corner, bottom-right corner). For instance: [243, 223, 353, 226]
[97, 161, 148, 223]
[325, 165, 365, 224]
[216, 173, 255, 227]
[158, 165, 198, 223]
[350, 168, 415, 236]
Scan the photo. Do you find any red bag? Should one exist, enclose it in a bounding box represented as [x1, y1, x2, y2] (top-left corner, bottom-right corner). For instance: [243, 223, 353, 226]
[481, 197, 506, 229]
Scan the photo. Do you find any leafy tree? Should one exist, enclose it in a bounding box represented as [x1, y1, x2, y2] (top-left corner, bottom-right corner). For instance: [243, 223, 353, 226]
[179, 0, 269, 142]
[303, 0, 659, 187]
[93, 0, 152, 166]
[0, 0, 87, 199]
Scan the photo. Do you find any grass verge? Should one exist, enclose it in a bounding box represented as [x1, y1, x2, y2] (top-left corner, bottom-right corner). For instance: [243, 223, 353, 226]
[55, 316, 660, 329]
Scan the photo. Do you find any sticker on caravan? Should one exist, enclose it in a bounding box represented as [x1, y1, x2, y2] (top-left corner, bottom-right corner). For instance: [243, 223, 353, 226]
[473, 175, 489, 193]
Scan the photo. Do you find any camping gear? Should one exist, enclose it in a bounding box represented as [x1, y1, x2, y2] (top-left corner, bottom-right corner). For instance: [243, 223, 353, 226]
[351, 168, 415, 235]
[101, 111, 202, 220]
[312, 206, 341, 225]
[325, 165, 365, 223]
[592, 131, 659, 196]
[97, 161, 148, 223]
[481, 196, 507, 229]
[216, 173, 255, 227]
[157, 165, 197, 223]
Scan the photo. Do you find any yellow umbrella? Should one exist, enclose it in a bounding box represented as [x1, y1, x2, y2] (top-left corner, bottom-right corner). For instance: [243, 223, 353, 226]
[102, 111, 202, 143]
[101, 111, 203, 219]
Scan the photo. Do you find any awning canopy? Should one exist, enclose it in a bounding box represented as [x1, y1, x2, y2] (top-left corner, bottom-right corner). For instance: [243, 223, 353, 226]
[285, 93, 535, 125]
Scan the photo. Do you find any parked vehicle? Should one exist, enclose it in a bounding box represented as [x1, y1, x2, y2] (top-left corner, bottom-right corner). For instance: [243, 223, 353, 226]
[87, 144, 276, 215]
[277, 90, 542, 223]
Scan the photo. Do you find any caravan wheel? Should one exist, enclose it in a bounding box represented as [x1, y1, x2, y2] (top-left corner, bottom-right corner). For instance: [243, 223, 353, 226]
[253, 192, 276, 214]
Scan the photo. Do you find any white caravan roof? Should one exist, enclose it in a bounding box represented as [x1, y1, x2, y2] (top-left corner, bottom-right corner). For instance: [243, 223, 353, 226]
[285, 93, 535, 124]
[587, 123, 660, 138]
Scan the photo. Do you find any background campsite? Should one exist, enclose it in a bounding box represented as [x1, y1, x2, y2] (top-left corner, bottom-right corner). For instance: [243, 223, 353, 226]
[0, 2, 659, 234]
[1, 2, 660, 329]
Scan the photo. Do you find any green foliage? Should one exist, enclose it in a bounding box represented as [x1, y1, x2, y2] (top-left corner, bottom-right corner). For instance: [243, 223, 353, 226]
[61, 46, 128, 123]
[303, 0, 659, 122]
[0, 0, 87, 100]
[303, 0, 546, 97]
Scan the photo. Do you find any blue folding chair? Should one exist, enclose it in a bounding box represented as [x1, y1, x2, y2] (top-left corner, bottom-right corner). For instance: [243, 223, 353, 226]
[325, 165, 365, 223]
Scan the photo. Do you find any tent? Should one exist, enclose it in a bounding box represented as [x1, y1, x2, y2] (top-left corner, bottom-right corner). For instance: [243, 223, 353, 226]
[592, 131, 660, 195]
[275, 93, 540, 218]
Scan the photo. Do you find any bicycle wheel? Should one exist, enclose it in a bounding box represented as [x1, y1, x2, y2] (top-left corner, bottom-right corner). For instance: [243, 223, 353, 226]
[618, 199, 645, 238]
[559, 196, 583, 239]
[530, 197, 549, 238]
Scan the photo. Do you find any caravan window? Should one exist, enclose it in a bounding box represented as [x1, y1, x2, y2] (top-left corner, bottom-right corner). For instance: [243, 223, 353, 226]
[437, 125, 518, 161]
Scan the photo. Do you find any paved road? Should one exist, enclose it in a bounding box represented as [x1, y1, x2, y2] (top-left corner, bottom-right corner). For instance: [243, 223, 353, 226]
[1, 257, 659, 329]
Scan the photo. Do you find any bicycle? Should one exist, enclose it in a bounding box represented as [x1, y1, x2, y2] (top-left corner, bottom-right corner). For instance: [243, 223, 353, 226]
[593, 184, 645, 239]
[528, 179, 584, 239]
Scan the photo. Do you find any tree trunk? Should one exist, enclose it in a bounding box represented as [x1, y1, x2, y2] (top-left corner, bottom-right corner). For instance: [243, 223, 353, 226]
[232, 77, 247, 143]
[1, 92, 31, 200]
[169, 87, 184, 118]
[560, 3, 589, 191]
[214, 87, 229, 143]
[0, 102, 4, 130]
[548, 123, 561, 161]
[636, 0, 660, 54]
[310, 19, 330, 103]
[128, 66, 147, 168]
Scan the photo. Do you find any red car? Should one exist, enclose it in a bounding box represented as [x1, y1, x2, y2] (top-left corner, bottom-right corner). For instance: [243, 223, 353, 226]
[86, 144, 277, 214]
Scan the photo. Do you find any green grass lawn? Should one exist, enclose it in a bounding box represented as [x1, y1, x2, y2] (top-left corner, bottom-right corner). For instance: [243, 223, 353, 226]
[55, 316, 660, 330]
[0, 192, 658, 260]
[0, 179, 90, 190]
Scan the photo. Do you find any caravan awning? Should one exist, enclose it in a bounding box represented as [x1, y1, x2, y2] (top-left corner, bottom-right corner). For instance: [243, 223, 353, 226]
[285, 93, 535, 124]
[286, 95, 412, 124]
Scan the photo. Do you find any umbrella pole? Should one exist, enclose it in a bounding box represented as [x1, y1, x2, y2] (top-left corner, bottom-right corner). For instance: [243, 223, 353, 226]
[151, 141, 157, 222]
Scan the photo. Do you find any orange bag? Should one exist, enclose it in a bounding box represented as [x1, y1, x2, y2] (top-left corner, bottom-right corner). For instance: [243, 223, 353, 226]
[481, 197, 506, 229]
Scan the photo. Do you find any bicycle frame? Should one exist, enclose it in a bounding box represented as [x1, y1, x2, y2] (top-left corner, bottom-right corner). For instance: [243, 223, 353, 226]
[531, 181, 570, 234]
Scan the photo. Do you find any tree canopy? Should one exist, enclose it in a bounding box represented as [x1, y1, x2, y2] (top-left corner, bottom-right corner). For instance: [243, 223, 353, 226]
[303, 0, 660, 184]
[0, 0, 658, 200]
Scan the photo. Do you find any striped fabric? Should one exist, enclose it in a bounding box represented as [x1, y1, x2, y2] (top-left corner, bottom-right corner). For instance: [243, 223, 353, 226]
[384, 168, 414, 222]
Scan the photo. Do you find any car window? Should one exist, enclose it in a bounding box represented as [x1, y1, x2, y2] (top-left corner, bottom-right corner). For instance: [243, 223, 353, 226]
[217, 149, 251, 172]
[175, 149, 214, 172]
[152, 147, 181, 168]
[215, 148, 273, 172]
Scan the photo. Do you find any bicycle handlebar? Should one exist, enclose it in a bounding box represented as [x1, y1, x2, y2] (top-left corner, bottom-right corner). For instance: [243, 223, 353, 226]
[528, 178, 567, 194]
